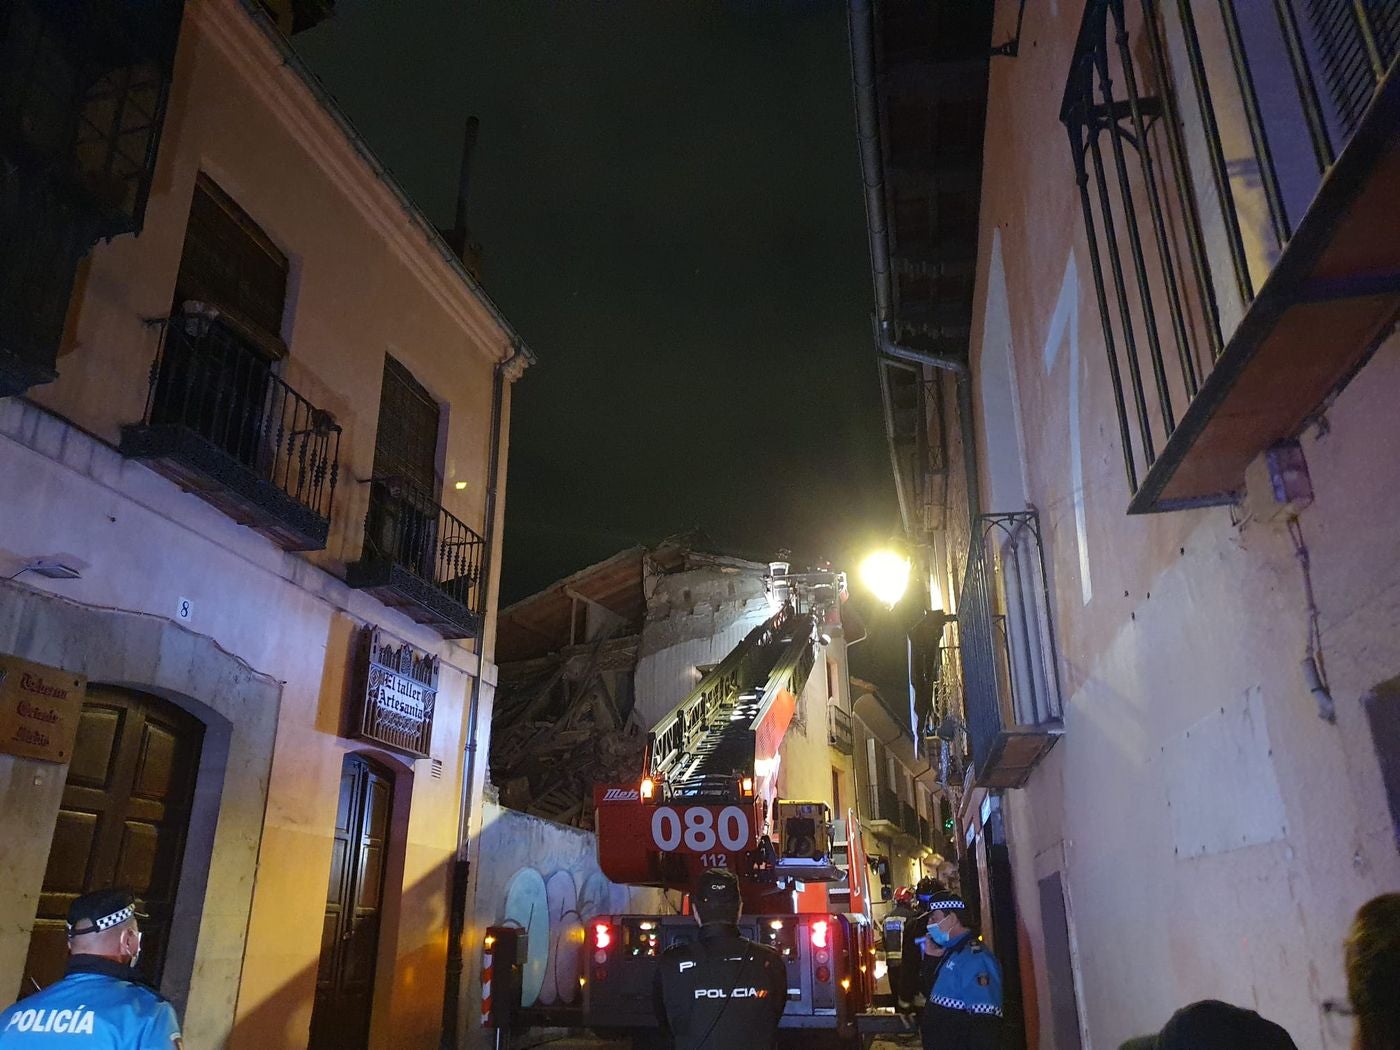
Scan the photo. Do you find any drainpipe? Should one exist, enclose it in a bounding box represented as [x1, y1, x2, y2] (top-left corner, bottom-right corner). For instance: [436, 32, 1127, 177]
[849, 0, 889, 322]
[442, 342, 529, 1048]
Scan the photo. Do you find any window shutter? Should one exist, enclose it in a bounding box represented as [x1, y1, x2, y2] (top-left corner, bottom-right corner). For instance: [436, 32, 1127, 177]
[373, 355, 440, 495]
[176, 174, 288, 355]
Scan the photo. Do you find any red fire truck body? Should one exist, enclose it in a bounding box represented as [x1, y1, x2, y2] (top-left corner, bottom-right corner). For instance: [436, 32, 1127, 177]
[582, 581, 877, 1043]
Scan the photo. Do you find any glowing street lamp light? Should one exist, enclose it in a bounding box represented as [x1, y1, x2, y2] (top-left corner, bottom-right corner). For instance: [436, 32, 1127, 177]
[859, 549, 912, 608]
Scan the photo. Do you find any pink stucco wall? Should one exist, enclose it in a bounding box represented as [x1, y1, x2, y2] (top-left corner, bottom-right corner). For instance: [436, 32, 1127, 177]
[967, 4, 1400, 1047]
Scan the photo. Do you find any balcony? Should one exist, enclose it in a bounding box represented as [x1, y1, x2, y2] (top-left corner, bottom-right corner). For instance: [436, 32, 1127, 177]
[959, 512, 1063, 788]
[0, 0, 183, 397]
[121, 315, 340, 552]
[346, 477, 484, 639]
[828, 704, 854, 756]
[866, 784, 902, 836]
[1062, 1, 1400, 513]
[899, 800, 920, 842]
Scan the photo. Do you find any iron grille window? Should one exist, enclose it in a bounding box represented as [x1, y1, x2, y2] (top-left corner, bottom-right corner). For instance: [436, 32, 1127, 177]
[0, 0, 180, 394]
[0, 0, 180, 235]
[1061, 0, 1399, 505]
[958, 512, 1062, 776]
[1061, 0, 1223, 498]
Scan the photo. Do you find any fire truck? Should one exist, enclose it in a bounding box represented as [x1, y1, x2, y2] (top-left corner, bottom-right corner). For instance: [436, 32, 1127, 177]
[584, 571, 879, 1044]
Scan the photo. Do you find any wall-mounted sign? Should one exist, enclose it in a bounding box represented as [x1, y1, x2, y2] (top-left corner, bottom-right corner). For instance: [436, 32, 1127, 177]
[352, 628, 438, 759]
[0, 655, 86, 763]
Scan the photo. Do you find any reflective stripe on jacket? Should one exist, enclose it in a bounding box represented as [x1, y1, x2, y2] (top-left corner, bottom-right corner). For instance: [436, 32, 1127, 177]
[925, 933, 1002, 1017]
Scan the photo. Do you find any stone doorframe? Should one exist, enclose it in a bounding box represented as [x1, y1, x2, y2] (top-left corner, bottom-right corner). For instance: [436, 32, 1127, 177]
[0, 581, 281, 1044]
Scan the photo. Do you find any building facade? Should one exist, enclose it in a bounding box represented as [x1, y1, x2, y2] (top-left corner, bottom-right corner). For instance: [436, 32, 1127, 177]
[0, 1, 530, 1047]
[844, 678, 955, 902]
[854, 1, 1400, 1047]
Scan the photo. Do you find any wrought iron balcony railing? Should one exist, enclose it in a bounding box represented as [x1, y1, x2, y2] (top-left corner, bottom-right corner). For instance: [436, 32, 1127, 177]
[121, 314, 340, 551]
[827, 703, 854, 756]
[345, 477, 485, 639]
[866, 784, 902, 833]
[958, 511, 1063, 788]
[899, 800, 920, 840]
[1062, 0, 1400, 512]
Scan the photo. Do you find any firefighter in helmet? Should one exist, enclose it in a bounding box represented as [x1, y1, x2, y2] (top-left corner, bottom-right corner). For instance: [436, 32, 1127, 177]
[883, 886, 920, 1009]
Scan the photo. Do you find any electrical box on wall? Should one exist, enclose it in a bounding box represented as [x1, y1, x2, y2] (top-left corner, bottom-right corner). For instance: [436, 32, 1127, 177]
[1243, 440, 1314, 524]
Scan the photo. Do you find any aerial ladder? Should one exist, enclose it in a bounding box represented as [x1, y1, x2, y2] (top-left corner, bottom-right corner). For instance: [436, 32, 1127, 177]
[584, 568, 876, 1042]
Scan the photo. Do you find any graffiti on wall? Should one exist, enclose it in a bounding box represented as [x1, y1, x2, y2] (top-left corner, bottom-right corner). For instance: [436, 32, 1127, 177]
[498, 866, 632, 1007]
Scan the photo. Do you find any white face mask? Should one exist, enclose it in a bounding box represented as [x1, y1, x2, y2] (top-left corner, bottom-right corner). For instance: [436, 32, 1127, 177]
[126, 930, 143, 968]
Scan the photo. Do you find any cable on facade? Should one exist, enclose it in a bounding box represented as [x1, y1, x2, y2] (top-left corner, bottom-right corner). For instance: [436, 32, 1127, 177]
[1287, 515, 1335, 723]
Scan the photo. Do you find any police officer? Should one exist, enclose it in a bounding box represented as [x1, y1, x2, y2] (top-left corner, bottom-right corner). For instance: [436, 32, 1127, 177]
[916, 891, 1001, 1050]
[0, 889, 182, 1048]
[896, 875, 944, 1009]
[653, 868, 787, 1050]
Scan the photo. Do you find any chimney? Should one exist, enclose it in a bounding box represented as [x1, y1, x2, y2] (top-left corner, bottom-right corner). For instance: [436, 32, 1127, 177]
[442, 115, 483, 280]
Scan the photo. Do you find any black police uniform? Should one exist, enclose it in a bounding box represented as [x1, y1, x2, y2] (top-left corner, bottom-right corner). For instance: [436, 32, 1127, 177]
[653, 921, 788, 1050]
[896, 909, 932, 1006]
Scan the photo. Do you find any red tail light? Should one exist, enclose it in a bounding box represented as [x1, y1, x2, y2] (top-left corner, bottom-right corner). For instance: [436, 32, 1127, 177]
[594, 922, 612, 950]
[811, 918, 829, 949]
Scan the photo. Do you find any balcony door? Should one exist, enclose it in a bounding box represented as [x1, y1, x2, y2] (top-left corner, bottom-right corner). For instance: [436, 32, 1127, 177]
[152, 175, 288, 472]
[368, 356, 441, 579]
[308, 754, 394, 1050]
[21, 687, 204, 997]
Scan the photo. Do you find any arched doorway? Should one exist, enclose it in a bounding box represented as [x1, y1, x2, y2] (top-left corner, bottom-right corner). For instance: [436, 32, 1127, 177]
[22, 686, 205, 995]
[308, 752, 395, 1050]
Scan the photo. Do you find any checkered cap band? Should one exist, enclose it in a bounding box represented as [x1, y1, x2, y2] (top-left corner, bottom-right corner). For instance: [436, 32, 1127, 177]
[931, 994, 1002, 1016]
[71, 905, 134, 933]
[930, 898, 966, 909]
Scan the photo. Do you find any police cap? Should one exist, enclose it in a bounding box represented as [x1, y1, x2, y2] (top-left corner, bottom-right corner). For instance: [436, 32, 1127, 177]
[694, 867, 741, 908]
[67, 888, 145, 935]
[925, 890, 968, 913]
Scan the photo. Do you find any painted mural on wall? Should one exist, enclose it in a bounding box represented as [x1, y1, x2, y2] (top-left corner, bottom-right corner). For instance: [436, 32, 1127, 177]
[498, 866, 631, 1006]
[477, 801, 663, 1009]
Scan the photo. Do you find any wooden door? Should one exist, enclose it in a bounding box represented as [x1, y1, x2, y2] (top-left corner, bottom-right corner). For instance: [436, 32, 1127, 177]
[21, 686, 204, 996]
[308, 754, 394, 1050]
[1037, 870, 1083, 1049]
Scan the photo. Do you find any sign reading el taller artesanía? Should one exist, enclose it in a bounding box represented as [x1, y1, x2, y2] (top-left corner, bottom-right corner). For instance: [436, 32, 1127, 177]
[0, 655, 86, 763]
[352, 628, 438, 759]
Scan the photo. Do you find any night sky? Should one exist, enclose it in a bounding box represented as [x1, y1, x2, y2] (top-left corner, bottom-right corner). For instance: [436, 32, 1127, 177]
[297, 1, 907, 694]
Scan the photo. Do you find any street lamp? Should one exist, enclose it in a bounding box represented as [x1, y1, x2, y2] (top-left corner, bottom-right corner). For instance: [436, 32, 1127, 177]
[859, 549, 912, 608]
[859, 542, 955, 753]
